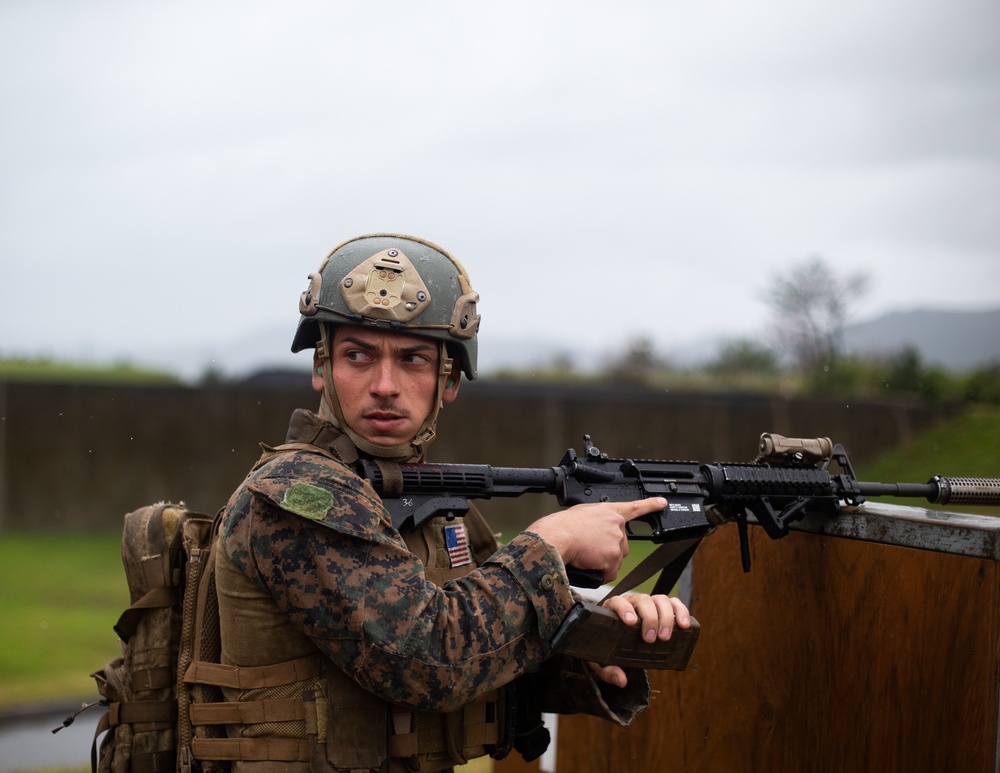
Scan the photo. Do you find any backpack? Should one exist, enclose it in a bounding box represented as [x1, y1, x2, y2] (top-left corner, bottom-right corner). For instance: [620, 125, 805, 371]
[80, 502, 229, 773]
[61, 448, 338, 772]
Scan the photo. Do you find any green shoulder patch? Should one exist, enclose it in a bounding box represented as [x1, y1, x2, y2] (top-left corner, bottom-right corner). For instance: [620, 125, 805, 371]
[281, 482, 335, 521]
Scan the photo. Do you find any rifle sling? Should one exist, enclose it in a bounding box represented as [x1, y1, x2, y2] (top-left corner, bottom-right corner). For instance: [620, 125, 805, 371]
[374, 459, 404, 499]
[600, 537, 703, 602]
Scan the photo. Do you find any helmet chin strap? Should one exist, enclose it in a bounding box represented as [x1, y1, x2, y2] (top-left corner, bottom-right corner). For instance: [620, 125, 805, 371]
[315, 325, 452, 462]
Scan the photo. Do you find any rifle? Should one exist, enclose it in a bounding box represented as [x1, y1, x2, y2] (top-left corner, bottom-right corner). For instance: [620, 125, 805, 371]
[356, 433, 1000, 669]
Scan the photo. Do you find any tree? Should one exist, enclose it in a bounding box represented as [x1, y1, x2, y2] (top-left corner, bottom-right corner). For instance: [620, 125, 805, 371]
[706, 339, 780, 376]
[764, 256, 870, 372]
[604, 336, 669, 383]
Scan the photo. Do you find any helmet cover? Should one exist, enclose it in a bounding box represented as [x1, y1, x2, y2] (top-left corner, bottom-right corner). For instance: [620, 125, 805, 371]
[292, 233, 480, 379]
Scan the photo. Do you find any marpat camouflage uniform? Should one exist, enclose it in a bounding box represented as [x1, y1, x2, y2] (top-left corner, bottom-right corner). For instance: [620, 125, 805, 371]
[215, 409, 649, 772]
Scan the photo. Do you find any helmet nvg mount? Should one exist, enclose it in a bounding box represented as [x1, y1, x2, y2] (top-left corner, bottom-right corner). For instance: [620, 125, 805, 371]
[292, 233, 480, 380]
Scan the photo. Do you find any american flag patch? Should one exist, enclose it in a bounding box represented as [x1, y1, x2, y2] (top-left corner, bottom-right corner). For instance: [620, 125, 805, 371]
[444, 523, 472, 568]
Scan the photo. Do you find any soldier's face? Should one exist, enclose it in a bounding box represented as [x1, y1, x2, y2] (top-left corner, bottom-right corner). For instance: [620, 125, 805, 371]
[314, 326, 460, 447]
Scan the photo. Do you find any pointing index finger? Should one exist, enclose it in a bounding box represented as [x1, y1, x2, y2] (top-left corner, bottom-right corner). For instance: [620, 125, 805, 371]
[617, 497, 668, 521]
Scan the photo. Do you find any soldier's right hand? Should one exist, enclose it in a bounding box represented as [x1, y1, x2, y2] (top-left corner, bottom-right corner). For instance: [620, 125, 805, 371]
[526, 497, 667, 583]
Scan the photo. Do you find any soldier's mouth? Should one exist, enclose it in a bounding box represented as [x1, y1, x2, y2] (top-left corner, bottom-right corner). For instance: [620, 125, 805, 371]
[363, 411, 408, 431]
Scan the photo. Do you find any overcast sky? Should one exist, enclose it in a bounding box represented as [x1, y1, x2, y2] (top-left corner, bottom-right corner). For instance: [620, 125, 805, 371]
[1, 0, 998, 378]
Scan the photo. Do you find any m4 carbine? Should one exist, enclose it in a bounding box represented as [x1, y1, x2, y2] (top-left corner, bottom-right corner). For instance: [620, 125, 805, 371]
[358, 432, 1000, 576]
[356, 434, 1000, 670]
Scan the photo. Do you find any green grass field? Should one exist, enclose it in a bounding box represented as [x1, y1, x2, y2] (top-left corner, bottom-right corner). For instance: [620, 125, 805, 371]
[0, 357, 179, 385]
[1, 404, 997, 713]
[0, 532, 127, 707]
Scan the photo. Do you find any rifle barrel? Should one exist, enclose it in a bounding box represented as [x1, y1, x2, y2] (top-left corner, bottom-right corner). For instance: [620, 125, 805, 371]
[858, 477, 1000, 507]
[857, 481, 937, 500]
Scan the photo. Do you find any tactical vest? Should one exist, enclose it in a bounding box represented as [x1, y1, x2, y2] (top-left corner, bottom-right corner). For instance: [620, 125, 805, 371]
[202, 425, 509, 773]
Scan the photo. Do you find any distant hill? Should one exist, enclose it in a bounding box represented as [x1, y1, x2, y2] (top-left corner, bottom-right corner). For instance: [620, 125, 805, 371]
[843, 307, 1000, 372]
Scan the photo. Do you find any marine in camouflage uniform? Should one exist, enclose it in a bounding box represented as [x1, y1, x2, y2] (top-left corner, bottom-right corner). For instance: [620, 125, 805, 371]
[212, 235, 683, 772]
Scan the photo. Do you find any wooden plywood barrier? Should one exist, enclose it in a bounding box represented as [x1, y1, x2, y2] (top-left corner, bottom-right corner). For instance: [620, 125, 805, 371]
[497, 503, 1000, 773]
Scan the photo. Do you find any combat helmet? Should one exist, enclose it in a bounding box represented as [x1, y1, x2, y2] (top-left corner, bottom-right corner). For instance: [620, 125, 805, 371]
[292, 233, 480, 380]
[293, 234, 481, 460]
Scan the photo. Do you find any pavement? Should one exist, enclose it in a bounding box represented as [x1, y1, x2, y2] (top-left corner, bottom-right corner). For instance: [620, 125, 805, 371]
[0, 700, 99, 772]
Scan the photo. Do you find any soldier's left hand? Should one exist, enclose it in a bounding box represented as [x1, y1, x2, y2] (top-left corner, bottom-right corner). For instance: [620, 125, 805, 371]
[588, 593, 691, 688]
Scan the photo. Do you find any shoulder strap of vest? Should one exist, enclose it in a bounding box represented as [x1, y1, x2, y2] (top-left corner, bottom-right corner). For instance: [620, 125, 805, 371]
[255, 434, 359, 471]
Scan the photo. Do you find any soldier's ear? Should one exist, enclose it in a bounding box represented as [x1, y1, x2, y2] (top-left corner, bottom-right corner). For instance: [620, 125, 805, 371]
[311, 352, 326, 393]
[442, 371, 461, 404]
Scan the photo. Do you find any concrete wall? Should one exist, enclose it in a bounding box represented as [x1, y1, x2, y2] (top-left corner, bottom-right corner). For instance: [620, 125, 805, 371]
[0, 378, 954, 533]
